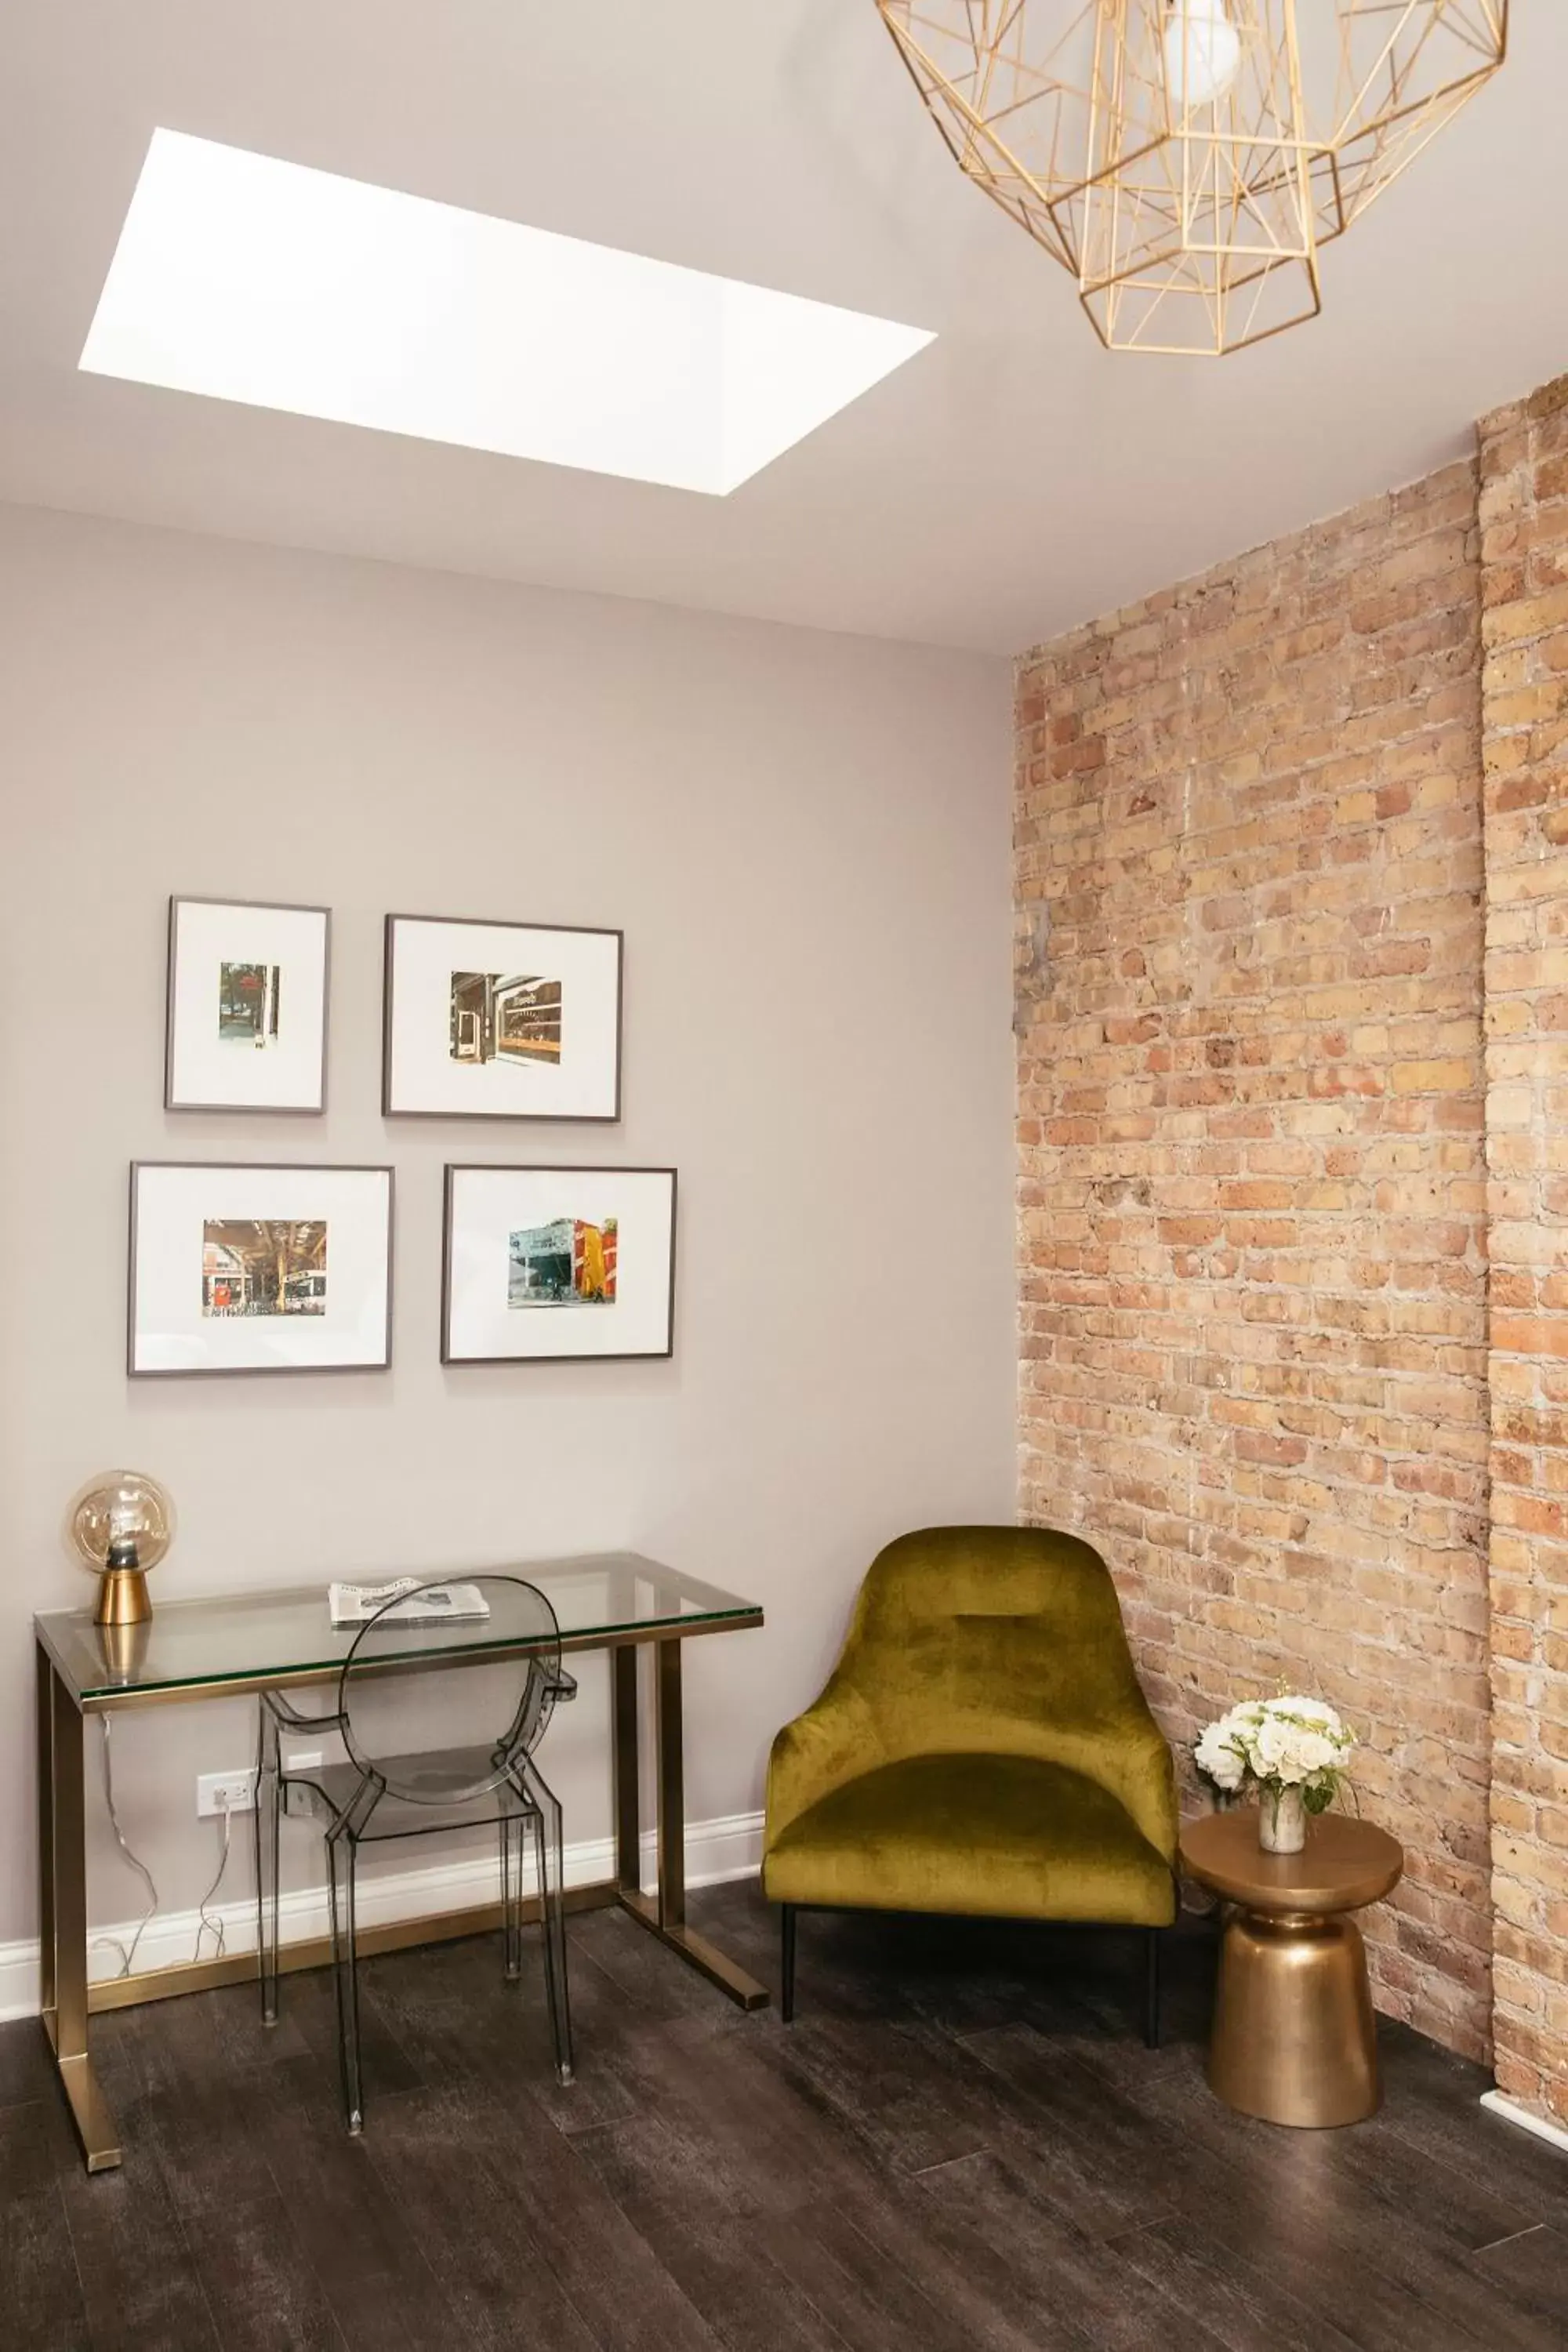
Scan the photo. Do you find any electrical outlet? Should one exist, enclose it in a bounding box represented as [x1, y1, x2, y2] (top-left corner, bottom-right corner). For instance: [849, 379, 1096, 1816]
[284, 1748, 324, 1772]
[197, 1768, 256, 1817]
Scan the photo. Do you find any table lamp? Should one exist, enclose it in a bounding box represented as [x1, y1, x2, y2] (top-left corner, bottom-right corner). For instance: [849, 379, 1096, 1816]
[67, 1470, 175, 1627]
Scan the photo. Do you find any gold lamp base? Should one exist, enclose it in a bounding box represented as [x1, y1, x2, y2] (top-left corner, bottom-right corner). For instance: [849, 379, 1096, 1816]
[95, 1564, 152, 1628]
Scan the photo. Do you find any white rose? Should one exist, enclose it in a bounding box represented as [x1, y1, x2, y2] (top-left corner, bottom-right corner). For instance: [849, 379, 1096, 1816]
[1253, 1717, 1308, 1783]
[1295, 1730, 1339, 1775]
[1196, 1723, 1246, 1791]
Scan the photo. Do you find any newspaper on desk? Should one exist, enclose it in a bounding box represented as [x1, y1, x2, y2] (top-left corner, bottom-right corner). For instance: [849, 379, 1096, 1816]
[328, 1577, 492, 1629]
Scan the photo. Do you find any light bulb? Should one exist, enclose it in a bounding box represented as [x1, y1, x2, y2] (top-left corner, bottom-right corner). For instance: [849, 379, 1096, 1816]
[1163, 0, 1242, 114]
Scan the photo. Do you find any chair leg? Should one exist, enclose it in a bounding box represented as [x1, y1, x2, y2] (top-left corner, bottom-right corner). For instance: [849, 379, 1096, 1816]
[1144, 1927, 1163, 2050]
[529, 1785, 574, 2087]
[500, 1815, 524, 1981]
[780, 1904, 797, 2024]
[328, 1828, 365, 2133]
[254, 1703, 281, 2026]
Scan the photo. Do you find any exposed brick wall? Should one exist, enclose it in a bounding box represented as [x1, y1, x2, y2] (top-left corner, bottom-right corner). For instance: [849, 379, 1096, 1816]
[1015, 464, 1494, 2058]
[1478, 377, 1568, 2127]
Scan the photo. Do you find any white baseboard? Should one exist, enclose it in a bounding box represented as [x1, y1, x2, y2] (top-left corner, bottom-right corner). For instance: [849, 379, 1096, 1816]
[1480, 2090, 1568, 2158]
[0, 1809, 764, 2024]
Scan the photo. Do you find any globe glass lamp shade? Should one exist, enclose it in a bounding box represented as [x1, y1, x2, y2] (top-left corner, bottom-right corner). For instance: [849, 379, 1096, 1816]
[67, 1470, 175, 1627]
[1164, 0, 1242, 113]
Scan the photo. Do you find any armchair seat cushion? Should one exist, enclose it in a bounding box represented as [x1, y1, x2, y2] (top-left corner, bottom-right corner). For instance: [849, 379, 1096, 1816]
[763, 1751, 1176, 1926]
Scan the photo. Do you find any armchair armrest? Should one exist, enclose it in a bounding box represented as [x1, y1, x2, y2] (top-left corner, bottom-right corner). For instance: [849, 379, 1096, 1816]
[765, 1677, 882, 1845]
[546, 1666, 578, 1704]
[1065, 1706, 1178, 1865]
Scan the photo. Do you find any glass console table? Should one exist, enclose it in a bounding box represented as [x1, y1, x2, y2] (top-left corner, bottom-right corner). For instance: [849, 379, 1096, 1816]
[34, 1552, 767, 2172]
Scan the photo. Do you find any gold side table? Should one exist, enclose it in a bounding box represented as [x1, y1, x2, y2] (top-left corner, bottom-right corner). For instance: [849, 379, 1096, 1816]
[1180, 1809, 1403, 2129]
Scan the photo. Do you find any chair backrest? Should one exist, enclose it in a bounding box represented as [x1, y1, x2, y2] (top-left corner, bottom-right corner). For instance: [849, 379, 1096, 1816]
[336, 1574, 563, 1806]
[834, 1526, 1153, 1765]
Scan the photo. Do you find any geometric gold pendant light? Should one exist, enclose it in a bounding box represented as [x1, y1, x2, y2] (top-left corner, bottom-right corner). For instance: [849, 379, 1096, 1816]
[875, 3, 1508, 354]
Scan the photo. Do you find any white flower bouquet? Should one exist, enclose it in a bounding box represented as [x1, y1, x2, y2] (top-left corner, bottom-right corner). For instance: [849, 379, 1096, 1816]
[1194, 1695, 1356, 1852]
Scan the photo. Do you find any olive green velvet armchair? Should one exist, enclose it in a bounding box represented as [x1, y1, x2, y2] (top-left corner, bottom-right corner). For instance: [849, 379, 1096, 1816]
[762, 1526, 1178, 2037]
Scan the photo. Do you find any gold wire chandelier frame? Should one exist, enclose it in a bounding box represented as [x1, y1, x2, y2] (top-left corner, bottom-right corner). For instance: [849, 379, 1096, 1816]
[875, 2, 1508, 355]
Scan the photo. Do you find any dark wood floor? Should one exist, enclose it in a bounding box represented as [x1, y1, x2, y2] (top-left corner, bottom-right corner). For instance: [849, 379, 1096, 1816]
[2, 1879, 1565, 2350]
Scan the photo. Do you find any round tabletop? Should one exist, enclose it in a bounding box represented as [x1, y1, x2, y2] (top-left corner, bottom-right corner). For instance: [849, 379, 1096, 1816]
[1179, 1807, 1403, 1915]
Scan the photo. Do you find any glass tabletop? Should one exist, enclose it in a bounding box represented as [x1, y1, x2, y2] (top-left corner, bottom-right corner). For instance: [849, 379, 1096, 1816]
[35, 1552, 763, 1705]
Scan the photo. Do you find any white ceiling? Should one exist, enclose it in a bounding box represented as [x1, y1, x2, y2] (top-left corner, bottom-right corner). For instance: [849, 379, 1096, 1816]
[0, 2, 1560, 655]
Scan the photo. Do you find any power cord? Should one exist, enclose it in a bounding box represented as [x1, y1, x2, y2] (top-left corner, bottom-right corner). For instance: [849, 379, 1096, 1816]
[193, 1802, 234, 1963]
[90, 1717, 159, 1980]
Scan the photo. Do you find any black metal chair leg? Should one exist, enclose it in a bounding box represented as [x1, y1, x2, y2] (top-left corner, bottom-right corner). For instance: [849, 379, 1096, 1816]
[780, 1904, 797, 2024]
[1144, 1926, 1162, 2049]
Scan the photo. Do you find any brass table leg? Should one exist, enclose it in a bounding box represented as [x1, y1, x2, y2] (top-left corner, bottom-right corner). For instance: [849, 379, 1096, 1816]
[614, 1638, 768, 2010]
[35, 1645, 56, 2040]
[38, 1647, 122, 2172]
[612, 1645, 641, 1896]
[1208, 1905, 1378, 2129]
[655, 1637, 685, 1933]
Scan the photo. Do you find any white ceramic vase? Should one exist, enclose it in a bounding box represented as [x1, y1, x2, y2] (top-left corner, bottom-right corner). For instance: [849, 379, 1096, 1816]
[1258, 1783, 1306, 1854]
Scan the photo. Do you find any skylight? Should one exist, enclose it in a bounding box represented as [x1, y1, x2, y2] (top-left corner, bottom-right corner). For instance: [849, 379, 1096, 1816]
[81, 131, 935, 496]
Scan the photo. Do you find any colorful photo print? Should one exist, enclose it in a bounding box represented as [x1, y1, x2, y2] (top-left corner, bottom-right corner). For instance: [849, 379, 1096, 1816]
[219, 963, 281, 1047]
[202, 1219, 326, 1317]
[449, 973, 561, 1067]
[507, 1216, 617, 1307]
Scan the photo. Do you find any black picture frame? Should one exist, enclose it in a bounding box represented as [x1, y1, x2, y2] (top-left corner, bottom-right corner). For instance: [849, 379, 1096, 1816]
[165, 895, 332, 1114]
[382, 913, 624, 1121]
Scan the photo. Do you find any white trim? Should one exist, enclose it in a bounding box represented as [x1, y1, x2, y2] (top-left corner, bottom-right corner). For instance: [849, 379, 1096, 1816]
[0, 1809, 763, 2024]
[1480, 2090, 1568, 2158]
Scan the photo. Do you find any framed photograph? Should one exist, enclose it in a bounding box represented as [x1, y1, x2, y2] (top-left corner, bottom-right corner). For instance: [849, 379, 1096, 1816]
[442, 1164, 675, 1366]
[383, 913, 622, 1121]
[129, 1163, 393, 1377]
[165, 897, 330, 1113]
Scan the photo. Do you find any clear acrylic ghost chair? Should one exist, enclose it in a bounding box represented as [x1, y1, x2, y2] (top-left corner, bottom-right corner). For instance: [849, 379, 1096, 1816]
[253, 1576, 575, 2134]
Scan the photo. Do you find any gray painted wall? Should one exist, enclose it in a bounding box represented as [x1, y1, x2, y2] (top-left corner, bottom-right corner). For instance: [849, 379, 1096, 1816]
[0, 502, 1014, 1950]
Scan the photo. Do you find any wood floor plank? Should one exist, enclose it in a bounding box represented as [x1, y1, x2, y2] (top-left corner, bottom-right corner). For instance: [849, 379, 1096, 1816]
[1370, 2028, 1568, 2224]
[359, 2082, 613, 2352]
[238, 2052, 456, 2328]
[792, 2170, 1101, 2352]
[1468, 2227, 1568, 2328]
[58, 2139, 221, 2352]
[750, 2200, 999, 2352]
[180, 2190, 350, 2352]
[1, 2182, 91, 2352]
[269, 1947, 426, 2107]
[0, 2098, 74, 2200]
[122, 1995, 289, 2221]
[1061, 2025, 1560, 2352]
[428, 2069, 727, 2352]
[740, 2009, 1004, 2176]
[914, 2151, 1227, 2352]
[1065, 2011, 1547, 2259]
[1114, 2216, 1365, 2352]
[575, 2116, 857, 2352]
